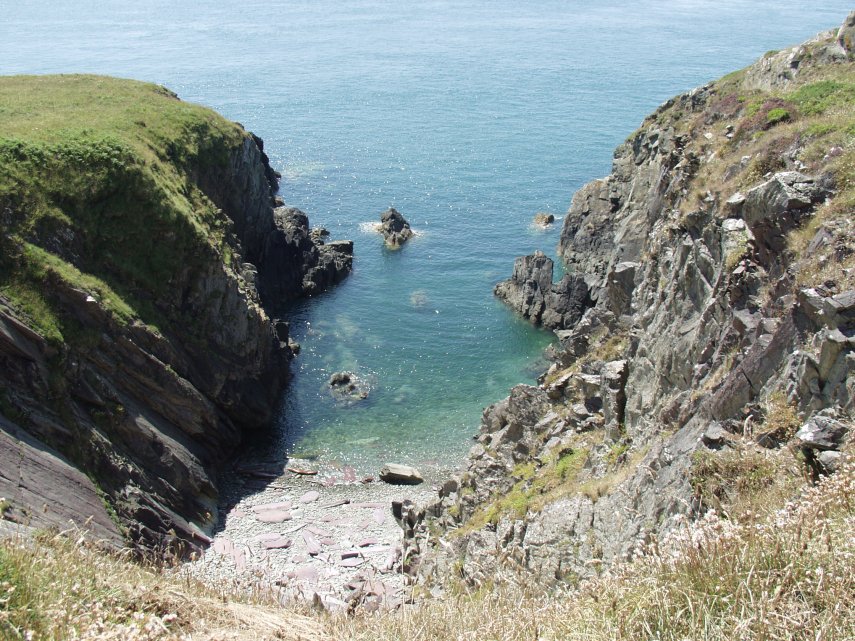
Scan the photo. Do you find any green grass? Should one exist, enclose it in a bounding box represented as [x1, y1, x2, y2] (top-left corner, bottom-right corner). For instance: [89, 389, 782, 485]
[0, 75, 253, 346]
[787, 80, 855, 116]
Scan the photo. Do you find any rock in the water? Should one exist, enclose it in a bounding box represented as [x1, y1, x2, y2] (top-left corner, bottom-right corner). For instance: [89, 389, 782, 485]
[379, 463, 424, 485]
[494, 251, 592, 330]
[533, 212, 555, 226]
[328, 371, 371, 404]
[379, 207, 414, 248]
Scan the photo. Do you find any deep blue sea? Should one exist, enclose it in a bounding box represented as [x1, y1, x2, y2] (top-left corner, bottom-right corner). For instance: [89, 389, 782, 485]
[2, 2, 851, 474]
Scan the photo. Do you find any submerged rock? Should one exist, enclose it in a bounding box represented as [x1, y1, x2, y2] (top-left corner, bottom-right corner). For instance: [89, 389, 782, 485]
[328, 371, 371, 404]
[379, 208, 413, 248]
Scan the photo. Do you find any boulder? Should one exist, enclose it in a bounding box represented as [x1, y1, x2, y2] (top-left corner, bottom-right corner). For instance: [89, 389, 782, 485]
[533, 212, 555, 226]
[379, 208, 414, 248]
[380, 464, 424, 485]
[795, 415, 848, 451]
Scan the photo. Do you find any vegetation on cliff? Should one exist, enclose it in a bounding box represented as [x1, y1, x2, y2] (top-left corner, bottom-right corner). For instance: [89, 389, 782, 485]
[0, 74, 249, 344]
[0, 75, 293, 547]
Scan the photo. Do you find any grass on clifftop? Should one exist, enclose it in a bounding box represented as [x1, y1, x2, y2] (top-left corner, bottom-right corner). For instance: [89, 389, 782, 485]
[0, 75, 249, 345]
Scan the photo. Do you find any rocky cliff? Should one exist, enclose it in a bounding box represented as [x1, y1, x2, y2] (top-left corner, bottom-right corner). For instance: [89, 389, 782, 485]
[0, 75, 351, 549]
[411, 16, 855, 588]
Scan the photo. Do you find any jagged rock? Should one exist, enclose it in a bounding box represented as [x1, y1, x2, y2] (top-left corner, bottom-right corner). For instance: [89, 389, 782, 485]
[379, 208, 413, 248]
[494, 251, 591, 330]
[533, 212, 555, 226]
[838, 10, 855, 54]
[601, 360, 629, 441]
[607, 262, 638, 317]
[380, 464, 424, 485]
[260, 206, 353, 302]
[795, 415, 849, 451]
[817, 450, 842, 474]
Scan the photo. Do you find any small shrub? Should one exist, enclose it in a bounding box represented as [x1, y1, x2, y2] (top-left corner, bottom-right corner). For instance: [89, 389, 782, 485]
[765, 107, 790, 127]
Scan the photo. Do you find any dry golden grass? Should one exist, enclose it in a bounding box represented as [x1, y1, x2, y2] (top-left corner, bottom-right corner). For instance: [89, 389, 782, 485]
[0, 529, 322, 641]
[328, 462, 855, 641]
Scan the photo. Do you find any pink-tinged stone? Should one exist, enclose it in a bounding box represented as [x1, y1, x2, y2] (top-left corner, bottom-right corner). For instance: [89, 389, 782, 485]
[324, 476, 336, 487]
[251, 501, 292, 513]
[293, 553, 309, 563]
[232, 548, 247, 571]
[343, 466, 357, 482]
[358, 518, 374, 530]
[212, 537, 233, 555]
[352, 502, 385, 508]
[306, 525, 331, 537]
[340, 557, 364, 568]
[262, 536, 292, 550]
[320, 515, 351, 525]
[361, 545, 391, 554]
[320, 499, 350, 509]
[372, 508, 386, 525]
[302, 531, 322, 556]
[300, 490, 320, 504]
[320, 537, 336, 546]
[231, 509, 247, 518]
[357, 537, 379, 548]
[290, 565, 318, 582]
[341, 551, 360, 560]
[255, 510, 292, 523]
[250, 532, 282, 543]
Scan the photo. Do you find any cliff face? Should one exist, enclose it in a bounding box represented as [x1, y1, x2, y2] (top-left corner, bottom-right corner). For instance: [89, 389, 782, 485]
[413, 16, 855, 587]
[0, 76, 350, 548]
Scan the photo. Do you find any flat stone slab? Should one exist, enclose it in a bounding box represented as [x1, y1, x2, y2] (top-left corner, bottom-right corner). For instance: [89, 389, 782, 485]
[250, 532, 283, 543]
[320, 499, 350, 509]
[252, 501, 293, 513]
[300, 490, 320, 504]
[340, 557, 365, 568]
[212, 537, 234, 555]
[306, 525, 332, 537]
[358, 537, 379, 548]
[303, 531, 322, 556]
[255, 510, 292, 523]
[261, 536, 293, 550]
[372, 509, 386, 525]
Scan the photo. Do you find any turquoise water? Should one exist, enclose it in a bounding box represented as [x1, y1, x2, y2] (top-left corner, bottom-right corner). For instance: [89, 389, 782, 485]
[2, 2, 851, 472]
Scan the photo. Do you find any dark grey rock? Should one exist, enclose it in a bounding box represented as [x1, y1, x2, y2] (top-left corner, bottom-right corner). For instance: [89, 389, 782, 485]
[379, 208, 413, 248]
[494, 251, 591, 330]
[795, 415, 848, 450]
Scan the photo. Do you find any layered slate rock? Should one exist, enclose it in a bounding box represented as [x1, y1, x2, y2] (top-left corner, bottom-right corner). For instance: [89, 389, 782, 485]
[0, 76, 352, 549]
[494, 251, 591, 330]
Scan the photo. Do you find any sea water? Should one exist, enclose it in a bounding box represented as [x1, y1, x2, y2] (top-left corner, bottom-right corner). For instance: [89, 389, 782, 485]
[2, 1, 850, 473]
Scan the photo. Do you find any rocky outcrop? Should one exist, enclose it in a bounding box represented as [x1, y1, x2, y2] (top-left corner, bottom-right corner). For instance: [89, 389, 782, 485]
[407, 18, 855, 591]
[379, 208, 413, 248]
[494, 251, 591, 330]
[259, 207, 352, 304]
[0, 77, 352, 549]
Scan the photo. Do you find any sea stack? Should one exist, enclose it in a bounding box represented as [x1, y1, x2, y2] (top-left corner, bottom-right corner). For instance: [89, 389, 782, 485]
[379, 207, 414, 248]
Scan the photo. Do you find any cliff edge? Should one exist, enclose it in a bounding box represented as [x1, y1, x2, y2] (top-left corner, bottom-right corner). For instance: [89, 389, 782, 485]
[413, 15, 855, 588]
[0, 75, 351, 548]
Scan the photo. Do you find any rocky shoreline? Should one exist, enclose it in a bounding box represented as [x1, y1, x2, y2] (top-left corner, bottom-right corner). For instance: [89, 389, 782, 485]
[182, 460, 441, 610]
